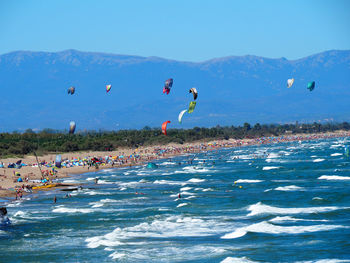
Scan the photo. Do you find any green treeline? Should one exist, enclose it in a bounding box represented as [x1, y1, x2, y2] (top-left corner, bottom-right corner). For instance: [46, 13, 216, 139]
[1, 122, 350, 157]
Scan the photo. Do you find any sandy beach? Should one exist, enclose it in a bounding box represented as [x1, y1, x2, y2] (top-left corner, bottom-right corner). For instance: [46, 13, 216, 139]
[0, 131, 349, 201]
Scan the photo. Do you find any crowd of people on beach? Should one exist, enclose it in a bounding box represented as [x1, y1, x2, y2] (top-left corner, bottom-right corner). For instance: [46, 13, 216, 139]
[0, 131, 349, 201]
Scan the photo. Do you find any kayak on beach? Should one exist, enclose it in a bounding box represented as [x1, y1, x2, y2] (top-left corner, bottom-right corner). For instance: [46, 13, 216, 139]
[32, 184, 58, 190]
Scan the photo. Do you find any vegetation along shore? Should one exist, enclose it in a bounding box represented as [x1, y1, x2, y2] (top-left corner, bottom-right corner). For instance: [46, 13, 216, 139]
[0, 122, 349, 201]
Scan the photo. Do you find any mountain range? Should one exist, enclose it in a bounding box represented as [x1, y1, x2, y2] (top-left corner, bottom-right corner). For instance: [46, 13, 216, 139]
[0, 49, 349, 132]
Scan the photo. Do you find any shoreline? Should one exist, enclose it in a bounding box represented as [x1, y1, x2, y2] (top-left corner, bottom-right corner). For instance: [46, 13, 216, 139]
[0, 130, 349, 203]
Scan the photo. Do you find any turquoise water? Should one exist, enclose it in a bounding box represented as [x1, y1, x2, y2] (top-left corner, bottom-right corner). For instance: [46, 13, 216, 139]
[1, 138, 350, 262]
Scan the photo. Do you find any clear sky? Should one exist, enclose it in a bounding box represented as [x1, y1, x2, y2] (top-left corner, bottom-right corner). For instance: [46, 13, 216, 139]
[0, 0, 349, 61]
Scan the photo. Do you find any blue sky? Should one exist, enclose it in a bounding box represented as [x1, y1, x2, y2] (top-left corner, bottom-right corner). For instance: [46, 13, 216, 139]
[0, 0, 349, 61]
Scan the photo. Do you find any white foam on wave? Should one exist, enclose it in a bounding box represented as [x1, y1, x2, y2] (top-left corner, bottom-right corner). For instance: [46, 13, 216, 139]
[86, 177, 96, 181]
[331, 153, 343, 156]
[118, 181, 142, 188]
[235, 179, 263, 183]
[139, 179, 148, 183]
[86, 215, 231, 249]
[247, 202, 344, 216]
[11, 211, 54, 221]
[84, 190, 111, 196]
[187, 178, 206, 183]
[53, 206, 94, 214]
[274, 185, 305, 191]
[267, 152, 279, 159]
[269, 216, 329, 223]
[297, 259, 350, 263]
[221, 221, 346, 239]
[109, 252, 127, 260]
[175, 166, 212, 174]
[159, 161, 176, 165]
[313, 158, 325, 162]
[153, 180, 186, 186]
[231, 154, 252, 160]
[63, 179, 79, 183]
[262, 166, 280, 170]
[318, 175, 350, 180]
[330, 144, 343, 148]
[170, 191, 196, 198]
[177, 203, 188, 208]
[185, 195, 197, 200]
[96, 180, 112, 184]
[89, 198, 119, 208]
[180, 186, 192, 191]
[221, 257, 257, 263]
[202, 188, 214, 192]
[108, 245, 227, 261]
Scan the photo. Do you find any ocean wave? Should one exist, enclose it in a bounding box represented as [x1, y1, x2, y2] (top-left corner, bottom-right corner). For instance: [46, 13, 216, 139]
[235, 179, 263, 183]
[159, 161, 176, 165]
[202, 188, 214, 192]
[262, 166, 280, 170]
[221, 221, 346, 239]
[86, 215, 230, 250]
[52, 207, 94, 214]
[274, 185, 305, 191]
[221, 256, 257, 263]
[11, 211, 54, 221]
[313, 158, 325, 162]
[175, 166, 212, 174]
[177, 203, 188, 208]
[269, 216, 329, 223]
[153, 180, 186, 186]
[247, 202, 344, 216]
[89, 198, 119, 208]
[330, 153, 343, 156]
[107, 245, 227, 262]
[318, 175, 350, 180]
[187, 178, 206, 183]
[297, 259, 350, 263]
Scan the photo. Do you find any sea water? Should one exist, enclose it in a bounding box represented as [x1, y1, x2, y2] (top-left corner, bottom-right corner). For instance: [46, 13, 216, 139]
[1, 138, 350, 262]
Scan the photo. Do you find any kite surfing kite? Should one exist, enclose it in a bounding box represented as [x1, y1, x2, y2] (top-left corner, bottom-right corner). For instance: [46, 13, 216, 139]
[307, 81, 315, 91]
[178, 109, 187, 124]
[287, 79, 294, 88]
[163, 78, 173, 95]
[189, 87, 198, 100]
[106, 84, 112, 93]
[67, 86, 75, 95]
[162, 121, 171, 136]
[188, 101, 197, 114]
[69, 121, 76, 134]
[190, 88, 198, 100]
